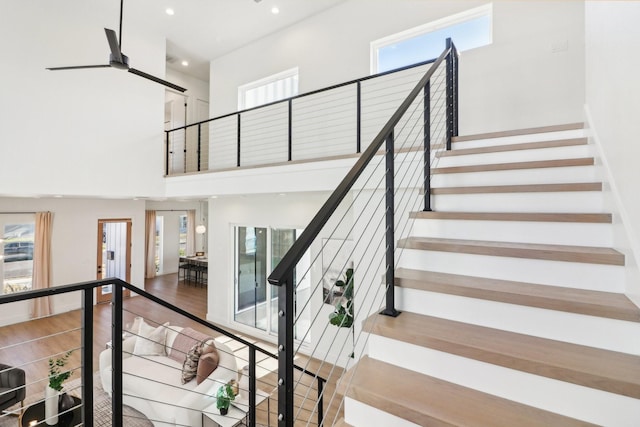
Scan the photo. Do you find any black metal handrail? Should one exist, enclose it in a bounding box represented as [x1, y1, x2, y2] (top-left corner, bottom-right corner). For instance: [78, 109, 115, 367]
[164, 57, 440, 175]
[0, 278, 328, 427]
[267, 39, 458, 426]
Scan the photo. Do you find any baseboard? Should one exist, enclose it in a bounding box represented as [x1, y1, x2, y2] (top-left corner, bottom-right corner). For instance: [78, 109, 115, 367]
[584, 105, 640, 308]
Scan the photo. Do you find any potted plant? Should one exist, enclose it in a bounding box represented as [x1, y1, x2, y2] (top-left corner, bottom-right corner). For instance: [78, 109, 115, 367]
[216, 380, 237, 415]
[329, 264, 354, 328]
[46, 351, 74, 425]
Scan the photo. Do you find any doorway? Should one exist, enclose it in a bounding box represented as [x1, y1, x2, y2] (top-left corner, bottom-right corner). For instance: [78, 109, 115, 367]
[96, 219, 132, 304]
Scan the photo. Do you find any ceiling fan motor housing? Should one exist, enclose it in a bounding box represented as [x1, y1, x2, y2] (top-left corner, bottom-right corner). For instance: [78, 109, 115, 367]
[110, 53, 129, 70]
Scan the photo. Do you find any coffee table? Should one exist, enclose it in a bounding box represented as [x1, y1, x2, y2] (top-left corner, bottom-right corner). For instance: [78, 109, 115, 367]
[19, 395, 81, 427]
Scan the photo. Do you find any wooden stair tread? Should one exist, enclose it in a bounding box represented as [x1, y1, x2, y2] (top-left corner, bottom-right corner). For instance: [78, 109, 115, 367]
[398, 236, 625, 266]
[410, 211, 612, 223]
[452, 123, 584, 143]
[433, 158, 594, 174]
[332, 418, 353, 427]
[439, 138, 587, 157]
[364, 312, 640, 399]
[395, 268, 640, 322]
[345, 356, 596, 426]
[430, 182, 602, 195]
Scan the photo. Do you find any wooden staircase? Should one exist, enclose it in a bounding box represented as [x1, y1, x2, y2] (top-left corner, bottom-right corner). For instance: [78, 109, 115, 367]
[340, 123, 640, 426]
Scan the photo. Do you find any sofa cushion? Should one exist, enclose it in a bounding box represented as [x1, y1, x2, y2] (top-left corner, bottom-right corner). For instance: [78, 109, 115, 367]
[169, 327, 212, 363]
[133, 321, 169, 356]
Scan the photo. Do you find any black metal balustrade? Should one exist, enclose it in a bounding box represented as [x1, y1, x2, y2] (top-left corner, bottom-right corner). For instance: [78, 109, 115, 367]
[267, 39, 458, 426]
[164, 57, 447, 176]
[0, 278, 327, 427]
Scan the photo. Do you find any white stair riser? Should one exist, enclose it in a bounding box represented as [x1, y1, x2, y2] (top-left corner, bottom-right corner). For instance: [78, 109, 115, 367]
[436, 145, 592, 168]
[431, 191, 604, 213]
[431, 165, 598, 187]
[344, 398, 420, 427]
[395, 287, 640, 354]
[367, 335, 640, 427]
[452, 129, 588, 150]
[411, 218, 613, 247]
[396, 249, 625, 293]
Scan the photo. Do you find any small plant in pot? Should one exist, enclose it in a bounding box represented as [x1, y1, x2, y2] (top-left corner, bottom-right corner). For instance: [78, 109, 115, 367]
[329, 264, 354, 328]
[216, 380, 237, 415]
[46, 350, 75, 424]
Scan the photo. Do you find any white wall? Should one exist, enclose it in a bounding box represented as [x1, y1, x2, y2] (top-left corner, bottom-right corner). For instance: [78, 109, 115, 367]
[0, 1, 167, 199]
[210, 0, 585, 135]
[0, 197, 146, 326]
[585, 2, 640, 304]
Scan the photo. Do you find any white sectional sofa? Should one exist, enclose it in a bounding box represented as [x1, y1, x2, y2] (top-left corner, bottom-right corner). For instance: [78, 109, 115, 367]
[99, 324, 238, 427]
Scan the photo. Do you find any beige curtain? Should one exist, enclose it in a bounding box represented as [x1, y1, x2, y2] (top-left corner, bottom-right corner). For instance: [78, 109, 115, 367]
[30, 211, 52, 318]
[145, 210, 157, 279]
[186, 210, 196, 256]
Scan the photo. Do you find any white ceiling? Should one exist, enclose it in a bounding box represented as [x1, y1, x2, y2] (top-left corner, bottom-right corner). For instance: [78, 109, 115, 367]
[124, 0, 347, 81]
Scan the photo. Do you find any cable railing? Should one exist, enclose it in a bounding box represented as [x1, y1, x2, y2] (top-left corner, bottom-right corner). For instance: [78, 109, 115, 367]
[0, 278, 328, 427]
[267, 39, 458, 426]
[164, 57, 442, 176]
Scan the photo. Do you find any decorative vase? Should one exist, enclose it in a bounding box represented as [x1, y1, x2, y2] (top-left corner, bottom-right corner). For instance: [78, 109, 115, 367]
[44, 386, 59, 425]
[59, 391, 75, 412]
[219, 406, 228, 415]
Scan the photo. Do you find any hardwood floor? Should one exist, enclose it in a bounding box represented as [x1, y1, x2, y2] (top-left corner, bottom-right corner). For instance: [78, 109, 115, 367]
[0, 273, 343, 426]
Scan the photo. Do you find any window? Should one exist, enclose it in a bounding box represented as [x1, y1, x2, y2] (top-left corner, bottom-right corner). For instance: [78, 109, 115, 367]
[1, 218, 35, 295]
[238, 68, 299, 110]
[155, 216, 163, 274]
[234, 226, 309, 341]
[371, 4, 492, 73]
[179, 215, 187, 257]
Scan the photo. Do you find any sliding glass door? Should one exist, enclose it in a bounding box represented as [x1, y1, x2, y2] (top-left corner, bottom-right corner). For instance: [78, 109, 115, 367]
[234, 226, 309, 340]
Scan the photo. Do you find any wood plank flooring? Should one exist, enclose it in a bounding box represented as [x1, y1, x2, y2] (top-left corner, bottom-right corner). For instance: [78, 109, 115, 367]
[0, 274, 343, 426]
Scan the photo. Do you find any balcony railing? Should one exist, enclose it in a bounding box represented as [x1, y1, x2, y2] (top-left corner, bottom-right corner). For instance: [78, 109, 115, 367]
[165, 58, 442, 176]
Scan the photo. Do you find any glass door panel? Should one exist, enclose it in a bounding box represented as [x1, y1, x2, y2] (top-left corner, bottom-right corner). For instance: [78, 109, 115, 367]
[235, 227, 267, 330]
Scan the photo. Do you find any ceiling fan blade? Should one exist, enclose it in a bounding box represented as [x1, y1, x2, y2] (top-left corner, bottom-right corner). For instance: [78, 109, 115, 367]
[47, 65, 111, 71]
[104, 28, 123, 63]
[128, 68, 187, 92]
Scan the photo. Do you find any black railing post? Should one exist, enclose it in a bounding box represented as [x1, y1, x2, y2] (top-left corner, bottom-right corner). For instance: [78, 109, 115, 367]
[248, 347, 256, 427]
[317, 378, 324, 427]
[288, 99, 293, 161]
[111, 283, 123, 425]
[183, 128, 187, 173]
[197, 123, 202, 172]
[423, 81, 432, 212]
[276, 272, 295, 426]
[356, 81, 362, 154]
[446, 37, 454, 151]
[453, 42, 459, 137]
[165, 131, 170, 176]
[381, 131, 400, 318]
[237, 114, 242, 167]
[81, 288, 94, 427]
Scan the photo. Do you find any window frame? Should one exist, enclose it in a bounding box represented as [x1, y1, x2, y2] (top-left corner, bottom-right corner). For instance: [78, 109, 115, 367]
[1, 214, 36, 295]
[370, 3, 493, 74]
[237, 67, 299, 110]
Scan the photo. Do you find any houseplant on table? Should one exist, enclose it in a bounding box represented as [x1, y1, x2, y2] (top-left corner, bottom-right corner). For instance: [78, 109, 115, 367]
[46, 350, 74, 425]
[215, 380, 237, 415]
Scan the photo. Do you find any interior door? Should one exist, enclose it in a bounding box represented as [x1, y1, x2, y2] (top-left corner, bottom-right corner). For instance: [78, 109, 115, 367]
[96, 219, 132, 304]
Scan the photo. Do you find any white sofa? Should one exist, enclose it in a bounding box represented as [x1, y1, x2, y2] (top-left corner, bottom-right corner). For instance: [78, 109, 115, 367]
[99, 326, 238, 427]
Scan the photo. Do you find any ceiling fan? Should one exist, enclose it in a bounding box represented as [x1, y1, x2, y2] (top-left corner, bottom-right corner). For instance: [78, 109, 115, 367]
[46, 0, 187, 92]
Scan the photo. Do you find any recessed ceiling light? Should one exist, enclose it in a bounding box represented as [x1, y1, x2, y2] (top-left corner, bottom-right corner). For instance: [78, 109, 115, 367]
[271, 6, 280, 14]
[165, 8, 175, 16]
[210, 195, 218, 199]
[181, 60, 189, 67]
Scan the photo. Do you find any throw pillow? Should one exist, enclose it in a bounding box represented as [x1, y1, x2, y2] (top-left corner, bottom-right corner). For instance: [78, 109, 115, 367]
[133, 320, 169, 356]
[181, 342, 203, 384]
[196, 352, 219, 385]
[169, 327, 211, 363]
